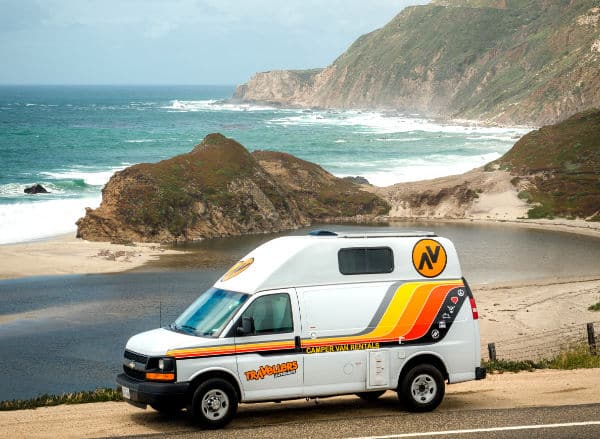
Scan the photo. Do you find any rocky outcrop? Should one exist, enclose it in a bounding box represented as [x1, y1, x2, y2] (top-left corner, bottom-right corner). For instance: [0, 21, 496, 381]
[234, 0, 600, 126]
[76, 134, 390, 243]
[234, 69, 323, 107]
[342, 176, 370, 185]
[24, 184, 49, 194]
[253, 151, 388, 219]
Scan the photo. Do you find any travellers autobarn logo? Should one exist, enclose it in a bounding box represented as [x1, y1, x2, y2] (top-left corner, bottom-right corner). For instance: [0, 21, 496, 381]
[244, 361, 298, 381]
[412, 239, 447, 278]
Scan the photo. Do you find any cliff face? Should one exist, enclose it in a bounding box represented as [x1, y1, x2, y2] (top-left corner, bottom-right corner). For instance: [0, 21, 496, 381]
[234, 69, 323, 107]
[76, 134, 389, 243]
[234, 0, 600, 126]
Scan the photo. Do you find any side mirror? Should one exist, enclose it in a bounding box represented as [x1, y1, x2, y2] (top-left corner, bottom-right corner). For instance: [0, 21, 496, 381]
[237, 316, 255, 336]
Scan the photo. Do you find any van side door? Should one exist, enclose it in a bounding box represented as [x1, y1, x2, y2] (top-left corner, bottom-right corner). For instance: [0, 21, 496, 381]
[233, 289, 303, 401]
[298, 282, 395, 396]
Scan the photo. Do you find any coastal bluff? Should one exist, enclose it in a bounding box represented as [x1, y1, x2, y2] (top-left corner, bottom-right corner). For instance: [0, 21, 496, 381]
[76, 134, 389, 243]
[374, 109, 600, 222]
[235, 0, 600, 126]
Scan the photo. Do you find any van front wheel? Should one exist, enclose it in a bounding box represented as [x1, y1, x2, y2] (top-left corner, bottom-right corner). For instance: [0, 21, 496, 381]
[398, 364, 445, 412]
[191, 378, 238, 429]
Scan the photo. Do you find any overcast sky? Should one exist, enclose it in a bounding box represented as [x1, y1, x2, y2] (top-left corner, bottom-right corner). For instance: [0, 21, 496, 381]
[0, 0, 429, 85]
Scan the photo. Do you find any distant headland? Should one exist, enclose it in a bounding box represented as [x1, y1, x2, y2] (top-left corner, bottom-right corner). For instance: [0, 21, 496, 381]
[234, 0, 600, 127]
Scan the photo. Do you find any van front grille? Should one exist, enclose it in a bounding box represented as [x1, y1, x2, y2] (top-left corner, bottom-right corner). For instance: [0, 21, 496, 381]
[123, 365, 146, 381]
[123, 350, 149, 381]
[124, 350, 148, 365]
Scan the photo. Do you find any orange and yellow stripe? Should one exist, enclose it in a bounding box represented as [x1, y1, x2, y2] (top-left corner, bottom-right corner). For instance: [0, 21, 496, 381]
[167, 280, 463, 359]
[167, 340, 295, 359]
[301, 280, 462, 348]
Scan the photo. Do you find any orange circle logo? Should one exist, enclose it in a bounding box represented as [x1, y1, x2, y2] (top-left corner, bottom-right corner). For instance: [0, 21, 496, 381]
[222, 258, 254, 281]
[412, 239, 447, 278]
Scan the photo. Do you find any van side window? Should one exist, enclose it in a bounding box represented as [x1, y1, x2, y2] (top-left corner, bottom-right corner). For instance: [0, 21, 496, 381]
[338, 247, 394, 275]
[240, 293, 293, 335]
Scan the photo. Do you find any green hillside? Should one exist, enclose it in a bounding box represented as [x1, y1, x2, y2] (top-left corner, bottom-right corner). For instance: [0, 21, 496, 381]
[496, 109, 600, 220]
[236, 0, 600, 125]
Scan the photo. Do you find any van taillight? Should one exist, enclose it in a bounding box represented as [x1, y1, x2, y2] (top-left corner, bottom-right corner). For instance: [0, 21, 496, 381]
[469, 297, 479, 320]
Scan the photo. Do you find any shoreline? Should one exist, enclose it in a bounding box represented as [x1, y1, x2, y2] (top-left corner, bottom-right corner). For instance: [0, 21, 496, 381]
[385, 216, 600, 239]
[1, 216, 599, 281]
[0, 233, 182, 281]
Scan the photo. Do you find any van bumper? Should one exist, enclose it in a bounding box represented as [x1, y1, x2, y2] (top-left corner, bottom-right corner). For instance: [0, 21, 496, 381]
[475, 366, 486, 380]
[116, 373, 189, 408]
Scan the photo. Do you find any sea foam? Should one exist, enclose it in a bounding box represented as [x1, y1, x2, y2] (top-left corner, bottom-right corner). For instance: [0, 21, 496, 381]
[164, 99, 278, 112]
[335, 152, 502, 187]
[269, 110, 530, 139]
[40, 166, 125, 187]
[0, 196, 101, 244]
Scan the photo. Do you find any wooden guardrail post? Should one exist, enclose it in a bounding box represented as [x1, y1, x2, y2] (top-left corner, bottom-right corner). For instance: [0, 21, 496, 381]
[488, 342, 497, 361]
[587, 323, 597, 355]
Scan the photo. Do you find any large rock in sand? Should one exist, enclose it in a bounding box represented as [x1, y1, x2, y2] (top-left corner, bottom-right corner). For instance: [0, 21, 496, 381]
[76, 133, 390, 243]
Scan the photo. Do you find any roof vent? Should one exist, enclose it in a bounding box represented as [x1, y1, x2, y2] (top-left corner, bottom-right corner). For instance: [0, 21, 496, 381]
[308, 230, 338, 236]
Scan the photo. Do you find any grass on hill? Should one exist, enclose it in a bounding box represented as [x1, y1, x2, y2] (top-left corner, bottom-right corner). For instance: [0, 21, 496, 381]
[484, 344, 600, 373]
[0, 388, 121, 411]
[496, 109, 600, 220]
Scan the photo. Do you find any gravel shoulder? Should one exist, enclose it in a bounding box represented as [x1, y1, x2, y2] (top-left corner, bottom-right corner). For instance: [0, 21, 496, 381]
[1, 368, 599, 439]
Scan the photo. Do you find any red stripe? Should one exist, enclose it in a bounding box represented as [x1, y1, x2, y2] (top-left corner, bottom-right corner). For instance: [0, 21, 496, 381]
[402, 284, 454, 340]
[172, 342, 295, 358]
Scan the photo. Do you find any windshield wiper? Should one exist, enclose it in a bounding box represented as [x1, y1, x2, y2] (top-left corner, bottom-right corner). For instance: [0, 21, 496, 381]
[178, 324, 199, 335]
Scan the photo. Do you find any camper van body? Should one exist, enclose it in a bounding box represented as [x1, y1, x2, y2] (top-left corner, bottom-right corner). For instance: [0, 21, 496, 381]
[117, 231, 485, 428]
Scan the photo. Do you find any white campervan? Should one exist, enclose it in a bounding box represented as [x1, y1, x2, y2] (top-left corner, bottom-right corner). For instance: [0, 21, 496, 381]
[117, 230, 485, 429]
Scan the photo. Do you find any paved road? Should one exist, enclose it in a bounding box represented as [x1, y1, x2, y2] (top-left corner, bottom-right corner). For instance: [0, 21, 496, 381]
[118, 398, 600, 439]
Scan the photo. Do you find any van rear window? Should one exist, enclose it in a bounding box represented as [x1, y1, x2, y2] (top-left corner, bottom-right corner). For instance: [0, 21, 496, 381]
[338, 247, 394, 275]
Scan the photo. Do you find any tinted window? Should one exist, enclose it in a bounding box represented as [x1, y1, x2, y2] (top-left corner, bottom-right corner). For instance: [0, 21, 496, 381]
[338, 247, 394, 275]
[240, 293, 293, 335]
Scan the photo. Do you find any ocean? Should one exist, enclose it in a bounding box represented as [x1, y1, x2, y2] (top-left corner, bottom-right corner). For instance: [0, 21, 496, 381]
[0, 85, 529, 244]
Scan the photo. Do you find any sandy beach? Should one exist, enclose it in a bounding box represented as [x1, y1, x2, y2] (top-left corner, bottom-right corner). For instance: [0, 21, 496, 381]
[0, 234, 182, 280]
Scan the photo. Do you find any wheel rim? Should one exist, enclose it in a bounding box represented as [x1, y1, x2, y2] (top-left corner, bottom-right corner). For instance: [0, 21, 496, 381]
[201, 389, 229, 420]
[410, 373, 437, 404]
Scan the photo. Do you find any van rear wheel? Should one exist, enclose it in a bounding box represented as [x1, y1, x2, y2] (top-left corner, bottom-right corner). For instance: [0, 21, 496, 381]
[191, 378, 238, 429]
[356, 390, 386, 401]
[398, 364, 445, 412]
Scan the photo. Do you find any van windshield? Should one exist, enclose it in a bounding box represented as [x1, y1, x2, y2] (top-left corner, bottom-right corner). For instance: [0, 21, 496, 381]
[171, 288, 248, 337]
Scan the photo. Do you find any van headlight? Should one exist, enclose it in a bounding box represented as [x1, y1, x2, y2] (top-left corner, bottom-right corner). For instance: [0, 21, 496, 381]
[158, 357, 175, 372]
[145, 357, 176, 382]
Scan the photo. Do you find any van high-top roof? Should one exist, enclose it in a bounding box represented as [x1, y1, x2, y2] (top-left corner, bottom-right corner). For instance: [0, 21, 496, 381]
[213, 230, 462, 294]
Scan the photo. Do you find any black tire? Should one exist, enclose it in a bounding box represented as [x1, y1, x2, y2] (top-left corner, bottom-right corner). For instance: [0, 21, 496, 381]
[398, 364, 445, 412]
[150, 402, 183, 415]
[356, 390, 386, 401]
[191, 378, 238, 429]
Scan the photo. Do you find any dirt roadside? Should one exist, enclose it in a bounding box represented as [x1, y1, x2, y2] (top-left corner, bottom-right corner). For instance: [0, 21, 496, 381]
[1, 368, 599, 439]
